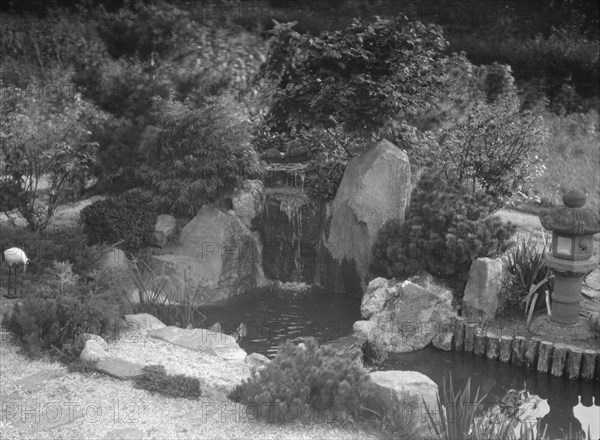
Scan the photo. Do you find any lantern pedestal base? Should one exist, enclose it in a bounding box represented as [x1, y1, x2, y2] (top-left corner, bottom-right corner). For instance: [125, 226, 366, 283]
[531, 315, 595, 342]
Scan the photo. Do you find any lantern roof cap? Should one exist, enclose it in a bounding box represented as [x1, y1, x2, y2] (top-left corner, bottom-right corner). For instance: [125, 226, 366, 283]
[539, 190, 600, 235]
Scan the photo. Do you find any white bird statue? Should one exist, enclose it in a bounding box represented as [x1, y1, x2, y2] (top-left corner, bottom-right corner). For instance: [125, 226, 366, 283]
[2, 247, 30, 299]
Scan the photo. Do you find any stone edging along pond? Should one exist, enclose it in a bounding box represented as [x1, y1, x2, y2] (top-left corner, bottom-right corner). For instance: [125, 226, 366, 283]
[438, 317, 600, 381]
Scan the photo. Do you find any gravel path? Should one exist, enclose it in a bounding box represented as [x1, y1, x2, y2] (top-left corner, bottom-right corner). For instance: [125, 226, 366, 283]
[0, 324, 384, 440]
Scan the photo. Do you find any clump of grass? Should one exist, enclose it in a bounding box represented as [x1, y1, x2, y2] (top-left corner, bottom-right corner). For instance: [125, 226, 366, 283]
[133, 365, 202, 399]
[501, 232, 553, 323]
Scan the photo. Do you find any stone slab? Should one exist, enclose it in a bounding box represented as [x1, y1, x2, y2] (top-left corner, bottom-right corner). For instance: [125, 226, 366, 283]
[15, 369, 66, 393]
[105, 427, 145, 440]
[149, 326, 246, 360]
[95, 358, 145, 380]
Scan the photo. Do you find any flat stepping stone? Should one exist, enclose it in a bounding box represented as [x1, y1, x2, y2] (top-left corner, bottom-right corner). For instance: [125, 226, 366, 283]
[95, 358, 144, 380]
[15, 369, 66, 393]
[149, 326, 246, 360]
[105, 427, 144, 439]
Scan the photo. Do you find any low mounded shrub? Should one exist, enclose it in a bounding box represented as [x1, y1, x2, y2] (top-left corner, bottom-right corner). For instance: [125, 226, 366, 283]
[228, 339, 371, 424]
[3, 261, 130, 354]
[371, 171, 516, 281]
[80, 190, 157, 255]
[133, 365, 202, 399]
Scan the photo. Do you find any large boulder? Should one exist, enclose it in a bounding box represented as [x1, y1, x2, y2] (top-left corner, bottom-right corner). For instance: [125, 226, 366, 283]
[123, 313, 166, 333]
[148, 206, 263, 302]
[462, 258, 506, 323]
[366, 277, 458, 352]
[325, 139, 410, 292]
[366, 371, 439, 438]
[232, 180, 265, 230]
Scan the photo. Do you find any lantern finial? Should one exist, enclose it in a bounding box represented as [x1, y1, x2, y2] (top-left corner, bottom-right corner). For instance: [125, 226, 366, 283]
[563, 190, 586, 208]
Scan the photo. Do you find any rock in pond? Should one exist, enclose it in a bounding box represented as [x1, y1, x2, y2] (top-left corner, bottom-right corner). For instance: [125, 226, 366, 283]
[365, 276, 458, 352]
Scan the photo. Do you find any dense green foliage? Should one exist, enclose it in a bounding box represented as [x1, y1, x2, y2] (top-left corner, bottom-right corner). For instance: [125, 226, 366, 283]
[258, 16, 450, 142]
[229, 339, 370, 423]
[133, 365, 202, 399]
[79, 191, 157, 254]
[137, 96, 262, 215]
[372, 171, 517, 280]
[3, 261, 130, 353]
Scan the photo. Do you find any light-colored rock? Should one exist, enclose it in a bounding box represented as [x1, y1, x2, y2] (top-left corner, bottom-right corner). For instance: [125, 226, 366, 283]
[232, 179, 265, 230]
[149, 326, 247, 360]
[245, 352, 270, 369]
[148, 206, 262, 302]
[75, 333, 108, 352]
[155, 214, 177, 239]
[366, 371, 439, 438]
[105, 427, 144, 440]
[462, 258, 506, 323]
[361, 277, 396, 318]
[432, 332, 453, 351]
[353, 320, 375, 339]
[93, 248, 129, 271]
[80, 340, 109, 362]
[123, 313, 166, 332]
[95, 358, 144, 380]
[325, 139, 410, 290]
[369, 279, 458, 352]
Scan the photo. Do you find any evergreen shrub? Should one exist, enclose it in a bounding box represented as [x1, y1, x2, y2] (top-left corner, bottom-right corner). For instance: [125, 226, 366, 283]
[80, 190, 157, 255]
[372, 171, 516, 280]
[228, 339, 370, 423]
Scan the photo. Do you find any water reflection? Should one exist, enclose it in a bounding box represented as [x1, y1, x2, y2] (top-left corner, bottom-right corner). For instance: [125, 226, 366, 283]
[382, 348, 600, 439]
[194, 286, 599, 438]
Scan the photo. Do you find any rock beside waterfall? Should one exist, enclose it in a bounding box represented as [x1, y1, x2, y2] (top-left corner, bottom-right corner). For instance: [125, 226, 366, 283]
[232, 180, 265, 230]
[148, 206, 262, 302]
[325, 139, 411, 292]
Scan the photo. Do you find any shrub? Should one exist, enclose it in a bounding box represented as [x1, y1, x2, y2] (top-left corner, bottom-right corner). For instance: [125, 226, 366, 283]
[137, 96, 262, 216]
[133, 365, 202, 400]
[231, 339, 371, 423]
[436, 97, 546, 199]
[371, 171, 517, 280]
[79, 190, 157, 255]
[258, 16, 450, 141]
[0, 81, 107, 232]
[3, 261, 130, 352]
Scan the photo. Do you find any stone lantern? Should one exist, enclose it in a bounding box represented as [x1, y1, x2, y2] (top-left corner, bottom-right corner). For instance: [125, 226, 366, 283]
[539, 190, 600, 325]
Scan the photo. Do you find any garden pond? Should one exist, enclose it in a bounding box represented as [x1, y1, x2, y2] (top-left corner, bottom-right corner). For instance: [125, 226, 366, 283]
[197, 285, 600, 439]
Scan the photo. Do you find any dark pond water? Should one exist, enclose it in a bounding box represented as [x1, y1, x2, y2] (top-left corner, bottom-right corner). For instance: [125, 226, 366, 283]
[196, 286, 600, 438]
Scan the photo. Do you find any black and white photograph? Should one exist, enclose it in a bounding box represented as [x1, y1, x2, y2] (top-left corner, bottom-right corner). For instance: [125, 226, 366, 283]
[0, 1, 599, 439]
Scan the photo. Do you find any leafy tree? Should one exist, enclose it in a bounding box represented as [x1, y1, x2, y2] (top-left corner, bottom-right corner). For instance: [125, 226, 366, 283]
[137, 96, 262, 216]
[257, 15, 450, 148]
[0, 82, 107, 232]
